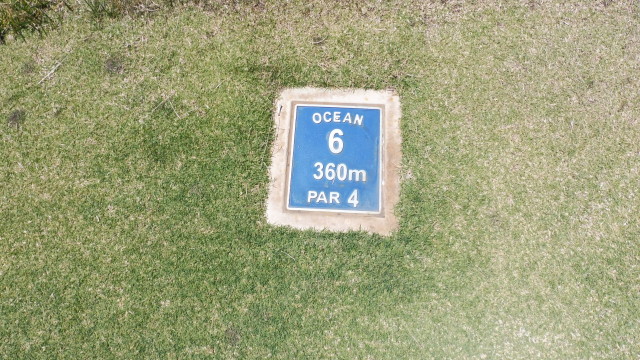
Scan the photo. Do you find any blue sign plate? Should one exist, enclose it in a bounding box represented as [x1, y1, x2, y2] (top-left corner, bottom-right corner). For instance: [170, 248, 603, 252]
[287, 104, 382, 214]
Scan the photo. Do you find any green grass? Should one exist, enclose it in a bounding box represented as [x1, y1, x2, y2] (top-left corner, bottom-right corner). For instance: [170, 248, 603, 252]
[1, 1, 639, 358]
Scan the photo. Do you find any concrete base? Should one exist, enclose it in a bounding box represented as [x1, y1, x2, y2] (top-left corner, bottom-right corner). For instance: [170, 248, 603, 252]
[265, 87, 402, 236]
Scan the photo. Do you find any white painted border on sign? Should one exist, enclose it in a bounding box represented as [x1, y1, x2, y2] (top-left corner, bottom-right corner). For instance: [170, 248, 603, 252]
[285, 103, 384, 215]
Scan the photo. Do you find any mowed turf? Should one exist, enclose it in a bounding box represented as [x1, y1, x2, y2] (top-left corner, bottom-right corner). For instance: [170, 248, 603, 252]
[1, 1, 639, 358]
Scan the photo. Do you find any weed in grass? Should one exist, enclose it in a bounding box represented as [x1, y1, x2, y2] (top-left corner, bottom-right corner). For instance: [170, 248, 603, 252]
[83, 0, 117, 18]
[84, 0, 169, 19]
[6, 109, 25, 129]
[0, 0, 68, 43]
[225, 326, 241, 346]
[21, 59, 36, 74]
[0, 0, 257, 43]
[104, 55, 124, 74]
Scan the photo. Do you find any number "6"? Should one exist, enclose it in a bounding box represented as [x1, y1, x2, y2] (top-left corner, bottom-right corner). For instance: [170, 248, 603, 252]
[328, 129, 344, 154]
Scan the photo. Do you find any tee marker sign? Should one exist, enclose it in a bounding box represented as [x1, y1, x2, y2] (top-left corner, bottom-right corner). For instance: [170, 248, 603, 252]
[288, 105, 381, 213]
[266, 88, 402, 235]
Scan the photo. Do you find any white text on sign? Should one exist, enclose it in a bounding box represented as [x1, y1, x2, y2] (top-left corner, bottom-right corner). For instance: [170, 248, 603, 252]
[306, 190, 360, 207]
[311, 112, 364, 126]
[312, 162, 367, 182]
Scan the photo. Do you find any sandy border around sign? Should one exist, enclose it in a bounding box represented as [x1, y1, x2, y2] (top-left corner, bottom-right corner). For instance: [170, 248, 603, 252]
[265, 87, 402, 236]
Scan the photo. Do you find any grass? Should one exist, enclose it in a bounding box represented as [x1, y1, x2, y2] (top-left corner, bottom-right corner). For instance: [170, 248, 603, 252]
[0, 0, 68, 44]
[1, 1, 639, 358]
